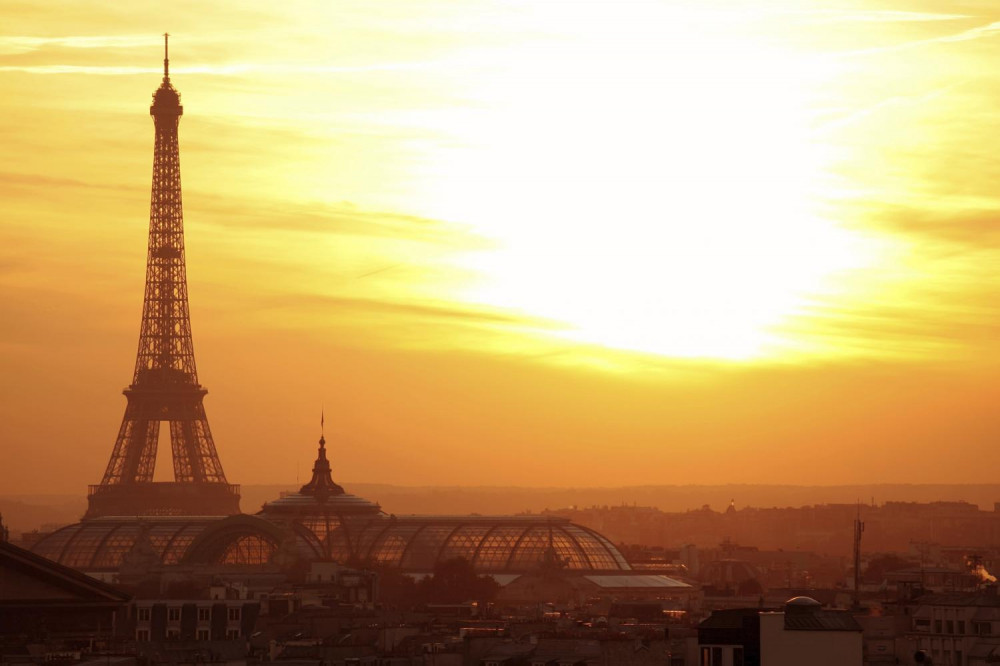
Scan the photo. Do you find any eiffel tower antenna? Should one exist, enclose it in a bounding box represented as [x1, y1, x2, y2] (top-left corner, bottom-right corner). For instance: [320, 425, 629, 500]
[86, 38, 240, 518]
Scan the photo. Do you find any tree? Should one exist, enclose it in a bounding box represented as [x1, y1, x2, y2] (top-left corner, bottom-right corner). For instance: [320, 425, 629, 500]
[863, 554, 918, 584]
[416, 557, 500, 604]
[375, 565, 419, 607]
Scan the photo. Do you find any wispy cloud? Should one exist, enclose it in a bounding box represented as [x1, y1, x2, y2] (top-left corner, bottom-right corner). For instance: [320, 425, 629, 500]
[0, 170, 139, 193]
[790, 9, 969, 24]
[0, 34, 161, 56]
[844, 19, 1000, 56]
[263, 292, 558, 329]
[192, 194, 490, 249]
[868, 206, 1000, 248]
[815, 85, 959, 134]
[790, 290, 1000, 360]
[0, 60, 442, 76]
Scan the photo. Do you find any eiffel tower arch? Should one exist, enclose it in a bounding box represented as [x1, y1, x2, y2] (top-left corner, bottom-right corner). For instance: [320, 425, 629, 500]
[85, 36, 240, 518]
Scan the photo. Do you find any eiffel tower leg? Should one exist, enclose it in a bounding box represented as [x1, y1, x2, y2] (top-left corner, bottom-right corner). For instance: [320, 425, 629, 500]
[101, 403, 159, 485]
[170, 418, 198, 483]
[190, 402, 226, 482]
[163, 394, 228, 484]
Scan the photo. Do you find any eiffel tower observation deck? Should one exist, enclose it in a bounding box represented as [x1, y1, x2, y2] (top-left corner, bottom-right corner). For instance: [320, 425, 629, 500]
[85, 36, 240, 518]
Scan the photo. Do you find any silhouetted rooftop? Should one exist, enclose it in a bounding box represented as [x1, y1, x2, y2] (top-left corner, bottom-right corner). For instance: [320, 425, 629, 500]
[914, 591, 1000, 607]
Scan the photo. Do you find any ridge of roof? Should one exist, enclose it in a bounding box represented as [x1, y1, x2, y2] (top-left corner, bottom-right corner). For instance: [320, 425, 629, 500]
[0, 539, 131, 603]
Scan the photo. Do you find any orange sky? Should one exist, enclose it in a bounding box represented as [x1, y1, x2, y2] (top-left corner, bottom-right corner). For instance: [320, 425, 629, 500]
[2, 1, 1000, 496]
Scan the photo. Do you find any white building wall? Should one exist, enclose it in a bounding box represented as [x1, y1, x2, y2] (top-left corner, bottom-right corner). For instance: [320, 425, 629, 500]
[759, 612, 863, 666]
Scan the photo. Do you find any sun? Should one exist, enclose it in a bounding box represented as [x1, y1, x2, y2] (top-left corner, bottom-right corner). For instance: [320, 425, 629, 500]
[398, 3, 878, 361]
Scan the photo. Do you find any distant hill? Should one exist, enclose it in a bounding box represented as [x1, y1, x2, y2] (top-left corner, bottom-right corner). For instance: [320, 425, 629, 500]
[296, 483, 1000, 517]
[0, 495, 87, 538]
[5, 483, 1000, 538]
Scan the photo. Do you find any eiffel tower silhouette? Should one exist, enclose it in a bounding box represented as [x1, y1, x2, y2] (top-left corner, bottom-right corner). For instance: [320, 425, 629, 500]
[85, 36, 240, 518]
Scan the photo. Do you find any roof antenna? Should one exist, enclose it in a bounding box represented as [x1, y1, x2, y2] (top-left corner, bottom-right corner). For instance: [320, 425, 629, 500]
[320, 407, 326, 448]
[163, 33, 170, 81]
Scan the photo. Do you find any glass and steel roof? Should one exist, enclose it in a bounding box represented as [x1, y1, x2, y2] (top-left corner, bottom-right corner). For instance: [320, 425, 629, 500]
[32, 513, 631, 575]
[31, 517, 218, 571]
[345, 516, 632, 573]
[29, 515, 322, 571]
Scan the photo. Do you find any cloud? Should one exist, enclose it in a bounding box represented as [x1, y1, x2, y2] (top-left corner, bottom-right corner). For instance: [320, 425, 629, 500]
[0, 61, 442, 76]
[843, 19, 1000, 56]
[815, 85, 958, 134]
[773, 254, 1000, 361]
[0, 35, 160, 56]
[262, 292, 556, 329]
[790, 9, 970, 24]
[867, 206, 1000, 248]
[807, 303, 1000, 359]
[192, 195, 490, 249]
[0, 170, 140, 193]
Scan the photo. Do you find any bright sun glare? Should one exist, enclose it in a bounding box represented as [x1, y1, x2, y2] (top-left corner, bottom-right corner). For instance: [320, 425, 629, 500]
[404, 4, 880, 360]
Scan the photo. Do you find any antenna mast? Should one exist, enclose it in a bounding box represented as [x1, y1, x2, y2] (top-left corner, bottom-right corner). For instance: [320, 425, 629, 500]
[853, 503, 865, 609]
[163, 33, 170, 80]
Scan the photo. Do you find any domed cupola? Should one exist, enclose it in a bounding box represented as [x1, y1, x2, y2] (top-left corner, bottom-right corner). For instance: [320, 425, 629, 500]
[299, 434, 345, 499]
[260, 429, 382, 518]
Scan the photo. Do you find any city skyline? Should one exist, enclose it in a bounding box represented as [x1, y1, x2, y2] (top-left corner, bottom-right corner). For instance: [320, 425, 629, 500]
[2, 1, 1000, 494]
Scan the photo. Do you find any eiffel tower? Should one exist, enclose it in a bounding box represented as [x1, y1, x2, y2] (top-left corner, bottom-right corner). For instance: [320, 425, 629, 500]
[85, 36, 240, 518]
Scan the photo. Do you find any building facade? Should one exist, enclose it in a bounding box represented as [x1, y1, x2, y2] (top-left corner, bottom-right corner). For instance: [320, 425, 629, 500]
[698, 597, 862, 666]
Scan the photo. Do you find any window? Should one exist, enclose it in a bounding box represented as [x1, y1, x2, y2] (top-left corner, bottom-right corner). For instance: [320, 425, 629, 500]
[166, 628, 179, 640]
[196, 629, 210, 641]
[914, 618, 930, 632]
[958, 620, 966, 634]
[167, 607, 181, 622]
[698, 647, 743, 666]
[137, 607, 151, 622]
[197, 607, 211, 622]
[734, 646, 744, 666]
[947, 620, 954, 634]
[228, 607, 241, 622]
[136, 629, 150, 642]
[975, 622, 992, 636]
[700, 646, 728, 666]
[226, 628, 240, 640]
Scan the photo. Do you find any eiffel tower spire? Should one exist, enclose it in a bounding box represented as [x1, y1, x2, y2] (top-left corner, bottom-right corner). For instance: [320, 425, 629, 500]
[86, 38, 240, 518]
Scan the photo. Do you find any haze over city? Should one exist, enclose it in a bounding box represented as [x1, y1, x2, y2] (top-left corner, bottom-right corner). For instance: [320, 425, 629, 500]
[3, 0, 1000, 499]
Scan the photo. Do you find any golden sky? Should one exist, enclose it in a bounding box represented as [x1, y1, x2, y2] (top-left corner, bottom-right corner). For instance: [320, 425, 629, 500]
[2, 0, 1000, 496]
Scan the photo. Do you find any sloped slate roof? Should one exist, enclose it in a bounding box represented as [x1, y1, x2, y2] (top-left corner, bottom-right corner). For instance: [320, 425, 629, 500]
[914, 592, 1000, 607]
[970, 643, 1000, 659]
[583, 574, 690, 589]
[783, 610, 862, 632]
[0, 539, 130, 604]
[699, 608, 769, 629]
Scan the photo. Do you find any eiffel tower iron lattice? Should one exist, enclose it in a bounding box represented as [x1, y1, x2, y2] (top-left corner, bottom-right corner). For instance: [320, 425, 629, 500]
[86, 36, 240, 518]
